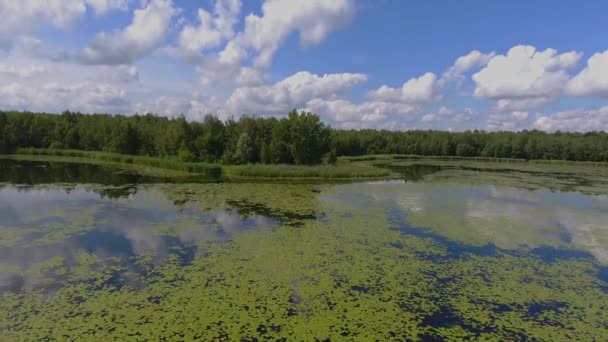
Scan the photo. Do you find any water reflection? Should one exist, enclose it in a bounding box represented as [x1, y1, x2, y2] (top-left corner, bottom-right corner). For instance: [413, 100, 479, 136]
[0, 158, 150, 186]
[324, 181, 608, 263]
[0, 185, 277, 293]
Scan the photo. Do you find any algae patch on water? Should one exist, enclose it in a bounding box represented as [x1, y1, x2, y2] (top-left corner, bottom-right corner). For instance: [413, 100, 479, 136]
[1, 179, 608, 340]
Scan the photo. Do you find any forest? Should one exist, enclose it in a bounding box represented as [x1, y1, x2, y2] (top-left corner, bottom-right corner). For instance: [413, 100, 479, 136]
[1, 110, 607, 164]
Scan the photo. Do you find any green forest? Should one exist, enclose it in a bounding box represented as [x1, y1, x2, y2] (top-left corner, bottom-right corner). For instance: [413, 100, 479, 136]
[1, 110, 607, 164]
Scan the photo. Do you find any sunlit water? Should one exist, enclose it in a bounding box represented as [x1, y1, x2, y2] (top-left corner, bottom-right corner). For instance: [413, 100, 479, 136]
[1, 158, 607, 340]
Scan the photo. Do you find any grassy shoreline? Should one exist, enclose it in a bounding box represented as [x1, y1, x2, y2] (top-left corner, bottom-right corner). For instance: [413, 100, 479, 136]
[341, 154, 608, 167]
[3, 149, 392, 180]
[15, 148, 222, 176]
[7, 149, 606, 182]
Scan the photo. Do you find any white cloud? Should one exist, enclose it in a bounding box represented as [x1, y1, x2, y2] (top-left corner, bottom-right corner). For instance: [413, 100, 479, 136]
[304, 98, 417, 127]
[178, 0, 241, 52]
[485, 110, 530, 131]
[495, 97, 552, 112]
[0, 0, 131, 52]
[134, 94, 226, 121]
[0, 58, 142, 114]
[441, 50, 495, 84]
[567, 50, 608, 97]
[86, 0, 131, 15]
[0, 0, 86, 51]
[77, 0, 178, 64]
[97, 65, 140, 83]
[423, 106, 475, 127]
[219, 0, 356, 68]
[226, 71, 367, 114]
[0, 82, 129, 113]
[367, 72, 438, 103]
[0, 63, 46, 79]
[533, 106, 608, 132]
[512, 111, 529, 121]
[472, 45, 582, 110]
[421, 113, 438, 123]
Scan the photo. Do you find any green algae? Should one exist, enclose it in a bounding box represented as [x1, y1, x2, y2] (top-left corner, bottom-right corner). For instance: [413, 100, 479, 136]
[1, 177, 608, 340]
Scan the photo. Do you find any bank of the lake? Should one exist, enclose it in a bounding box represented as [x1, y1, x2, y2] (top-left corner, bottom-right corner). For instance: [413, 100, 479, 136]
[1, 148, 392, 181]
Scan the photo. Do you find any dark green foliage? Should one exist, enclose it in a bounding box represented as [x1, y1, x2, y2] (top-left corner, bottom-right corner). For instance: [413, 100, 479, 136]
[287, 110, 330, 165]
[327, 149, 338, 165]
[260, 142, 271, 164]
[0, 112, 8, 153]
[333, 129, 608, 162]
[178, 146, 196, 162]
[234, 132, 254, 164]
[1, 110, 608, 163]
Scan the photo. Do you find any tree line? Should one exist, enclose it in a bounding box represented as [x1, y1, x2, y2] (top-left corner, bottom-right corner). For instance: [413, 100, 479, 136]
[1, 110, 607, 163]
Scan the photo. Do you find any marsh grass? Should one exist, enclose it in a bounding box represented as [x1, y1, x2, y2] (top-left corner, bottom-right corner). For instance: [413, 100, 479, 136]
[225, 163, 390, 179]
[15, 148, 222, 176]
[343, 154, 527, 163]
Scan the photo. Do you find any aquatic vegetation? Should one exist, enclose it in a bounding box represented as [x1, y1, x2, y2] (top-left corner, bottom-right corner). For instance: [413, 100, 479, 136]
[1, 161, 608, 340]
[226, 163, 391, 179]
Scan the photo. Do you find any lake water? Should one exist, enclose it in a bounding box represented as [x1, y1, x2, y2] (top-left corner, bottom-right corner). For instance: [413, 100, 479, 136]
[1, 158, 607, 340]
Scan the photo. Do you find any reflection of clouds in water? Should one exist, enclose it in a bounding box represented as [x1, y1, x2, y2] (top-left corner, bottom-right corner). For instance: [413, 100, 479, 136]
[0, 186, 279, 292]
[396, 194, 425, 213]
[0, 187, 100, 225]
[557, 209, 608, 263]
[0, 237, 94, 291]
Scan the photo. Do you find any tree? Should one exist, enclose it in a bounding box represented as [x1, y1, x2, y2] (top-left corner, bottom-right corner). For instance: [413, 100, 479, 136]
[260, 142, 271, 164]
[327, 149, 337, 165]
[0, 112, 8, 153]
[234, 132, 254, 164]
[270, 118, 292, 164]
[288, 110, 330, 165]
[456, 143, 476, 157]
[109, 121, 139, 155]
[196, 115, 225, 161]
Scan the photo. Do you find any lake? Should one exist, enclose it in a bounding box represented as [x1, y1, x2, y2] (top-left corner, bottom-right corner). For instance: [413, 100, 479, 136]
[1, 158, 607, 340]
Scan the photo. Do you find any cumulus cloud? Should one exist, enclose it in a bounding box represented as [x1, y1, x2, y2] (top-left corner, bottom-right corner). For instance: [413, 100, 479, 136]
[178, 0, 241, 52]
[134, 94, 226, 121]
[0, 0, 130, 52]
[0, 63, 46, 79]
[421, 113, 438, 123]
[440, 50, 495, 84]
[0, 58, 140, 114]
[76, 0, 178, 64]
[367, 73, 438, 103]
[419, 106, 475, 128]
[533, 106, 608, 132]
[0, 82, 129, 113]
[226, 71, 367, 114]
[567, 50, 608, 97]
[473, 45, 582, 110]
[485, 111, 531, 131]
[219, 0, 356, 68]
[0, 0, 85, 51]
[304, 98, 417, 128]
[494, 97, 553, 112]
[511, 111, 529, 121]
[86, 0, 131, 15]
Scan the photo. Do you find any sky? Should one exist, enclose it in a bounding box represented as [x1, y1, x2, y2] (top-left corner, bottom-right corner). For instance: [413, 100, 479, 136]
[0, 0, 607, 132]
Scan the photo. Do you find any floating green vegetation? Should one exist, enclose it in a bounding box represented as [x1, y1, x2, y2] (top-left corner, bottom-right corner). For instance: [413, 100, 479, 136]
[1, 180, 608, 340]
[380, 159, 608, 196]
[224, 162, 391, 179]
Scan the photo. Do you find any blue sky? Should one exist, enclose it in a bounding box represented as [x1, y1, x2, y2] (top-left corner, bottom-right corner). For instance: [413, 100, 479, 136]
[0, 0, 607, 131]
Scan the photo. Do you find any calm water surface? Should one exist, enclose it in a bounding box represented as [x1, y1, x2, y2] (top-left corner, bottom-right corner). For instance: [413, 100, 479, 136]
[1, 158, 607, 340]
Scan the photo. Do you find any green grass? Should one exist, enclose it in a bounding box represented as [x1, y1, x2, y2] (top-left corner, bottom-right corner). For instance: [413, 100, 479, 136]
[225, 163, 391, 179]
[15, 148, 222, 176]
[342, 154, 527, 163]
